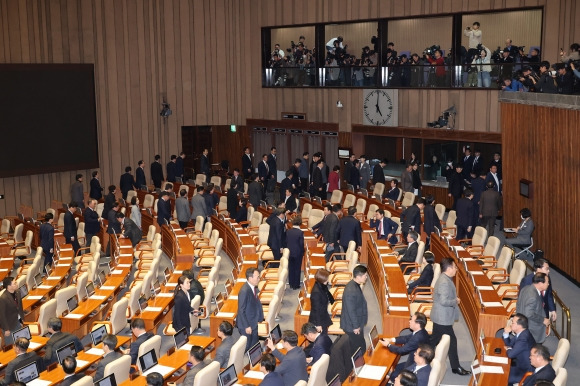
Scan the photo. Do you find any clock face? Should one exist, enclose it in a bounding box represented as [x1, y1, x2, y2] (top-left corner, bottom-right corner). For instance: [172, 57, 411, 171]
[363, 89, 394, 126]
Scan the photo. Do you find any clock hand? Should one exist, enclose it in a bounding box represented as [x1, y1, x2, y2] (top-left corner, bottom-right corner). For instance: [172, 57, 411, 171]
[377, 105, 382, 116]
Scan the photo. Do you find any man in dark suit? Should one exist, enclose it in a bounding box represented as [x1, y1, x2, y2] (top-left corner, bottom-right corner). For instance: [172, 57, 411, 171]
[340, 265, 369, 353]
[119, 166, 136, 199]
[489, 152, 502, 181]
[485, 164, 501, 193]
[248, 174, 263, 209]
[0, 276, 24, 345]
[401, 198, 425, 238]
[150, 154, 164, 189]
[166, 154, 177, 182]
[84, 199, 100, 247]
[156, 191, 172, 227]
[89, 170, 103, 200]
[286, 217, 304, 289]
[40, 213, 55, 269]
[200, 148, 210, 182]
[43, 317, 84, 366]
[301, 322, 332, 365]
[282, 189, 297, 213]
[400, 164, 413, 192]
[60, 356, 84, 386]
[237, 268, 264, 351]
[470, 171, 486, 228]
[279, 170, 293, 203]
[106, 201, 121, 256]
[516, 273, 550, 344]
[267, 330, 308, 386]
[503, 313, 536, 384]
[214, 321, 240, 368]
[242, 147, 254, 179]
[70, 174, 85, 208]
[422, 195, 439, 248]
[267, 147, 278, 181]
[370, 209, 398, 245]
[313, 204, 338, 261]
[372, 159, 387, 185]
[380, 312, 431, 380]
[267, 208, 286, 263]
[175, 152, 186, 180]
[136, 160, 147, 189]
[461, 148, 474, 181]
[398, 231, 419, 269]
[471, 149, 484, 176]
[94, 334, 122, 381]
[385, 179, 400, 201]
[183, 345, 210, 384]
[64, 202, 80, 254]
[231, 168, 245, 193]
[455, 189, 474, 240]
[336, 206, 362, 252]
[120, 318, 154, 365]
[190, 186, 208, 222]
[117, 212, 141, 247]
[102, 185, 117, 219]
[520, 259, 556, 321]
[479, 181, 502, 236]
[259, 353, 285, 386]
[522, 344, 556, 386]
[447, 164, 465, 210]
[258, 154, 270, 184]
[311, 160, 324, 198]
[4, 338, 44, 384]
[404, 344, 434, 386]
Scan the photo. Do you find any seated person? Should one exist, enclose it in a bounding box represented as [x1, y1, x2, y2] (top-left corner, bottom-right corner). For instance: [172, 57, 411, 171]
[380, 312, 430, 381]
[301, 322, 332, 365]
[398, 231, 419, 270]
[234, 199, 249, 224]
[393, 369, 418, 386]
[404, 344, 434, 386]
[370, 209, 399, 245]
[120, 318, 154, 365]
[384, 179, 401, 201]
[522, 344, 556, 386]
[94, 334, 122, 381]
[61, 356, 84, 386]
[146, 372, 164, 386]
[182, 346, 210, 384]
[5, 337, 45, 384]
[259, 353, 284, 386]
[43, 317, 84, 366]
[214, 321, 241, 368]
[266, 330, 308, 386]
[503, 314, 536, 384]
[506, 207, 534, 250]
[407, 252, 435, 294]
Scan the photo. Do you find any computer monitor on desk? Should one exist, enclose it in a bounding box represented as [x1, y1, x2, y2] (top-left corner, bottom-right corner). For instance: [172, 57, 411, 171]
[368, 325, 380, 352]
[94, 374, 117, 386]
[15, 362, 39, 383]
[173, 327, 188, 349]
[91, 324, 107, 346]
[247, 342, 262, 368]
[218, 364, 238, 386]
[56, 341, 78, 364]
[351, 347, 365, 376]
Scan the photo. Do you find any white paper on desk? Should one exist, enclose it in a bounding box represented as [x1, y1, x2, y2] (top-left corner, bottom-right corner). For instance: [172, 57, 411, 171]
[301, 311, 311, 316]
[179, 343, 193, 351]
[0, 269, 8, 272]
[0, 258, 11, 262]
[111, 269, 124, 275]
[479, 365, 505, 374]
[29, 342, 42, 350]
[100, 286, 115, 291]
[143, 364, 174, 377]
[229, 295, 238, 300]
[37, 285, 52, 289]
[470, 271, 484, 275]
[89, 295, 107, 300]
[389, 306, 409, 312]
[46, 276, 62, 281]
[27, 379, 52, 386]
[389, 293, 407, 298]
[477, 286, 494, 291]
[237, 278, 247, 282]
[173, 270, 183, 274]
[59, 256, 73, 260]
[384, 263, 399, 268]
[165, 282, 178, 287]
[76, 359, 90, 368]
[56, 264, 69, 267]
[310, 265, 324, 269]
[156, 293, 173, 298]
[27, 296, 43, 300]
[311, 253, 326, 257]
[453, 246, 465, 251]
[85, 347, 105, 356]
[145, 307, 163, 312]
[377, 245, 391, 249]
[117, 264, 132, 268]
[483, 355, 509, 364]
[176, 234, 187, 238]
[358, 365, 387, 380]
[504, 228, 516, 233]
[64, 313, 84, 319]
[216, 312, 235, 318]
[482, 301, 504, 308]
[245, 370, 265, 380]
[242, 244, 254, 247]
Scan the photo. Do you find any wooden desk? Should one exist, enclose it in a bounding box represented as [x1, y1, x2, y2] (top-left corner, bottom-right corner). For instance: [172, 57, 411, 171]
[431, 235, 509, 345]
[469, 337, 511, 386]
[14, 218, 40, 249]
[0, 336, 49, 371]
[161, 223, 194, 265]
[209, 300, 238, 350]
[136, 295, 174, 334]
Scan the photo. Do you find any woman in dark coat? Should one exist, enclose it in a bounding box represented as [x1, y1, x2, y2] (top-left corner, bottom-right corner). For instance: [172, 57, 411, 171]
[309, 268, 335, 334]
[227, 181, 239, 218]
[173, 275, 193, 334]
[407, 251, 435, 294]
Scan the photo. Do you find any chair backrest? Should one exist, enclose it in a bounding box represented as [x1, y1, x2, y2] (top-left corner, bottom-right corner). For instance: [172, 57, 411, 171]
[56, 286, 78, 316]
[307, 353, 330, 386]
[251, 211, 263, 228]
[23, 230, 33, 248]
[415, 241, 426, 265]
[446, 210, 456, 228]
[347, 251, 360, 273]
[330, 190, 343, 205]
[227, 335, 248, 373]
[195, 174, 206, 186]
[128, 282, 143, 318]
[264, 295, 279, 329]
[76, 272, 89, 300]
[355, 198, 366, 214]
[482, 236, 501, 257]
[110, 297, 129, 335]
[141, 271, 155, 300]
[431, 264, 441, 287]
[553, 367, 568, 386]
[70, 376, 94, 386]
[137, 335, 162, 372]
[13, 223, 24, 243]
[258, 223, 270, 245]
[202, 281, 215, 313]
[552, 338, 570, 371]
[189, 295, 201, 331]
[366, 204, 379, 221]
[208, 229, 220, 247]
[201, 222, 213, 239]
[308, 209, 325, 229]
[435, 203, 446, 221]
[434, 334, 450, 363]
[37, 298, 57, 336]
[373, 183, 385, 198]
[472, 226, 488, 246]
[25, 263, 38, 290]
[143, 194, 154, 209]
[301, 203, 312, 220]
[1, 218, 10, 234]
[103, 353, 131, 383]
[192, 360, 220, 386]
[343, 194, 356, 208]
[144, 225, 156, 242]
[509, 260, 526, 285]
[211, 176, 222, 187]
[401, 192, 415, 207]
[153, 199, 159, 214]
[496, 246, 513, 271]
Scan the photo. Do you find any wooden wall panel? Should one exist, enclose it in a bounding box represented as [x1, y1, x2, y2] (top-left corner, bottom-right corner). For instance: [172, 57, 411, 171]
[0, 0, 578, 217]
[502, 103, 580, 282]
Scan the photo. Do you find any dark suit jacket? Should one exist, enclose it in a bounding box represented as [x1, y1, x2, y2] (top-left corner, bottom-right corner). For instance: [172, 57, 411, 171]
[119, 172, 135, 197]
[89, 178, 103, 200]
[258, 161, 269, 182]
[340, 280, 368, 333]
[60, 373, 85, 386]
[175, 157, 184, 178]
[156, 198, 172, 226]
[122, 218, 142, 247]
[406, 363, 431, 386]
[399, 241, 419, 265]
[462, 155, 474, 178]
[135, 167, 146, 189]
[63, 210, 77, 241]
[480, 189, 502, 216]
[200, 155, 210, 175]
[401, 205, 421, 234]
[94, 350, 122, 381]
[248, 181, 263, 208]
[320, 213, 339, 244]
[173, 289, 193, 333]
[349, 167, 360, 189]
[236, 283, 264, 333]
[103, 192, 116, 219]
[516, 285, 546, 343]
[309, 333, 332, 365]
[83, 207, 100, 235]
[215, 333, 239, 368]
[286, 227, 304, 259]
[385, 187, 400, 201]
[504, 329, 536, 383]
[309, 282, 334, 329]
[522, 364, 556, 386]
[272, 347, 308, 386]
[389, 329, 430, 368]
[0, 290, 24, 332]
[448, 171, 464, 198]
[520, 273, 555, 316]
[267, 154, 277, 179]
[311, 167, 323, 193]
[232, 175, 245, 193]
[5, 351, 44, 384]
[183, 359, 209, 385]
[227, 188, 239, 218]
[107, 209, 121, 235]
[372, 164, 386, 184]
[485, 172, 502, 192]
[283, 195, 297, 213]
[39, 222, 55, 254]
[471, 156, 484, 175]
[260, 371, 284, 386]
[129, 332, 154, 365]
[235, 205, 248, 223]
[166, 161, 176, 182]
[370, 217, 398, 245]
[407, 264, 434, 295]
[267, 216, 286, 258]
[279, 178, 293, 202]
[336, 216, 362, 249]
[455, 197, 474, 228]
[471, 177, 486, 204]
[43, 331, 84, 366]
[422, 204, 439, 235]
[150, 161, 164, 183]
[242, 154, 254, 178]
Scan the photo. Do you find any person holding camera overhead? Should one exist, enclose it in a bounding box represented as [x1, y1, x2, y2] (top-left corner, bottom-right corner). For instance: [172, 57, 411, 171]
[425, 49, 446, 87]
[473, 45, 492, 88]
[463, 22, 482, 49]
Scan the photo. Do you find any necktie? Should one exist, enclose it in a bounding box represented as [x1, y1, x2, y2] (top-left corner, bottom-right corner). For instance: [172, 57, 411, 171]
[541, 290, 545, 308]
[378, 220, 383, 236]
[254, 286, 258, 299]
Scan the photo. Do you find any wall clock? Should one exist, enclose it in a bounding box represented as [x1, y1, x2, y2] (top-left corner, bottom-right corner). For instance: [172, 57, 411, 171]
[363, 89, 395, 126]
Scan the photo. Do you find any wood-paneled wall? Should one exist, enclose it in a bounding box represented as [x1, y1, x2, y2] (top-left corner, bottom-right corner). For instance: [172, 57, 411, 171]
[0, 0, 578, 217]
[502, 103, 580, 282]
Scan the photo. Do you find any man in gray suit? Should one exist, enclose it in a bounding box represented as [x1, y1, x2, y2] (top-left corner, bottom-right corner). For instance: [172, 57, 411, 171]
[190, 186, 208, 222]
[94, 334, 122, 381]
[359, 155, 371, 190]
[479, 181, 502, 236]
[340, 265, 369, 353]
[237, 267, 264, 351]
[175, 189, 191, 229]
[401, 164, 413, 192]
[214, 321, 240, 368]
[182, 345, 209, 385]
[516, 272, 550, 343]
[266, 330, 308, 386]
[430, 257, 471, 375]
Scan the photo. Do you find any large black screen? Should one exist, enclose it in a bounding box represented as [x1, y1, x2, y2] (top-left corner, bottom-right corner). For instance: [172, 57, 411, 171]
[0, 64, 99, 177]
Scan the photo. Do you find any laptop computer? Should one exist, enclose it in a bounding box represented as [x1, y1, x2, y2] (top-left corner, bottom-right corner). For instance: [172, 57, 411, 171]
[12, 325, 32, 343]
[56, 341, 77, 364]
[151, 280, 161, 297]
[138, 348, 173, 377]
[45, 264, 52, 276]
[327, 374, 341, 386]
[218, 364, 238, 386]
[86, 282, 96, 298]
[246, 342, 262, 368]
[94, 373, 118, 386]
[351, 347, 365, 376]
[91, 324, 108, 346]
[15, 362, 39, 383]
[18, 284, 28, 298]
[33, 272, 43, 288]
[368, 325, 380, 351]
[66, 295, 79, 313]
[138, 295, 148, 312]
[173, 327, 188, 350]
[269, 324, 282, 349]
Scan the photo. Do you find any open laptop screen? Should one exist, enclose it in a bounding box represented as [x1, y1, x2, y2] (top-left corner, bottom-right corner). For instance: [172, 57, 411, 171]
[56, 341, 77, 365]
[91, 324, 107, 346]
[173, 327, 188, 349]
[94, 374, 118, 386]
[368, 325, 379, 351]
[351, 347, 365, 376]
[66, 295, 78, 313]
[247, 342, 262, 367]
[138, 349, 157, 373]
[86, 282, 95, 298]
[269, 324, 282, 345]
[327, 373, 341, 386]
[18, 284, 28, 298]
[12, 325, 32, 342]
[218, 364, 238, 386]
[15, 362, 39, 383]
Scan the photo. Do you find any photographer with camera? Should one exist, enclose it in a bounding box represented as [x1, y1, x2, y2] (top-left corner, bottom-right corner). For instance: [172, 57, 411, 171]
[504, 38, 519, 59]
[537, 61, 558, 94]
[498, 48, 514, 81]
[501, 77, 525, 92]
[554, 63, 574, 94]
[272, 43, 285, 58]
[410, 53, 423, 87]
[571, 62, 580, 80]
[326, 36, 345, 54]
[425, 48, 446, 87]
[472, 44, 492, 88]
[518, 66, 539, 92]
[464, 22, 482, 49]
[525, 48, 541, 73]
[560, 43, 580, 63]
